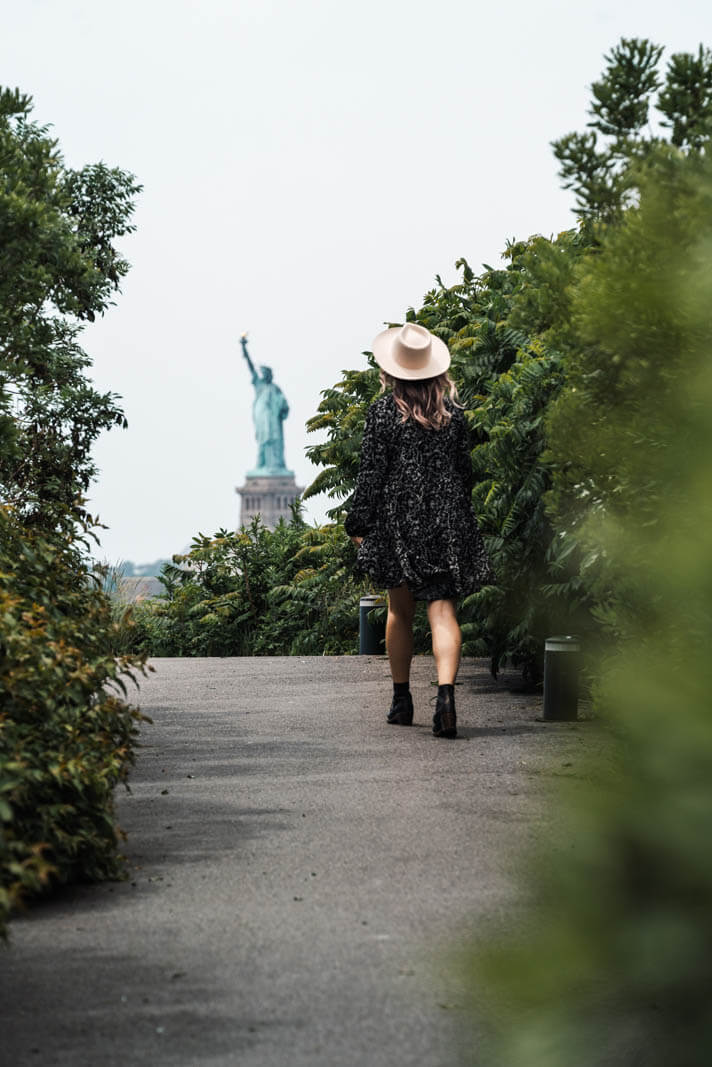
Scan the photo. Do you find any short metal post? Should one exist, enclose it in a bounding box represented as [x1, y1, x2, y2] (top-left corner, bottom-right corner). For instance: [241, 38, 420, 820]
[542, 635, 580, 721]
[359, 595, 386, 655]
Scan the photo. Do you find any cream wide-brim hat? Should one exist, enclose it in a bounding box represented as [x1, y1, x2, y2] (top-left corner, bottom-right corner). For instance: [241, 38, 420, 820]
[372, 322, 451, 381]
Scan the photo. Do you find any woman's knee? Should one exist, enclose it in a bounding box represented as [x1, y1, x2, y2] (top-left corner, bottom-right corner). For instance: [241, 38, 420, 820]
[388, 604, 415, 625]
[427, 598, 458, 624]
[388, 586, 416, 622]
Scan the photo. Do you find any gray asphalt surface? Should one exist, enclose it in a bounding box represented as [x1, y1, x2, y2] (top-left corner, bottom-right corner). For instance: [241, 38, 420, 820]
[1, 656, 595, 1066]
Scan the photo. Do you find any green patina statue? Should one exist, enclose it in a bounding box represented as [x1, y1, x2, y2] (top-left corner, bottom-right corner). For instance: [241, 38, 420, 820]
[240, 334, 292, 476]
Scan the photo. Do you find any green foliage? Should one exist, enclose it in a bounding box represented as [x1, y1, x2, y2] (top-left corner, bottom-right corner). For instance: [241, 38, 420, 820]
[0, 88, 143, 935]
[588, 37, 663, 138]
[658, 45, 712, 149]
[552, 38, 712, 222]
[266, 521, 374, 655]
[0, 511, 148, 931]
[465, 336, 571, 674]
[0, 86, 139, 530]
[304, 364, 382, 514]
[544, 146, 712, 643]
[129, 511, 377, 657]
[462, 142, 712, 1067]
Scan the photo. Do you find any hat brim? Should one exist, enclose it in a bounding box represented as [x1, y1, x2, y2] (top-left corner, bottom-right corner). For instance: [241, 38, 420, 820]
[372, 326, 451, 380]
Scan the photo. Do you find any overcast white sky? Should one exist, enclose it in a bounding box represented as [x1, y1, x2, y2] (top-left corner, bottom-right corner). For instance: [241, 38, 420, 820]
[2, 0, 710, 562]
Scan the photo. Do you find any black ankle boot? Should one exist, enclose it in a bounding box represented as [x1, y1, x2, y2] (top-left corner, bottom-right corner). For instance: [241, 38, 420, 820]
[387, 688, 413, 726]
[432, 684, 457, 738]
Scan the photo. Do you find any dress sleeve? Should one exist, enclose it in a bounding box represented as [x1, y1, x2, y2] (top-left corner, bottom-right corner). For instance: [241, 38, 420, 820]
[343, 402, 389, 537]
[453, 410, 474, 500]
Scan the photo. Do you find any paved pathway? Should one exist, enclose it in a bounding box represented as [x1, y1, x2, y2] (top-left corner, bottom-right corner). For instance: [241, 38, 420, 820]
[1, 656, 594, 1066]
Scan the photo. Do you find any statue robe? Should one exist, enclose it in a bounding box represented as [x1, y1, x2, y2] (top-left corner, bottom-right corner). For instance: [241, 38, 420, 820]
[252, 381, 289, 472]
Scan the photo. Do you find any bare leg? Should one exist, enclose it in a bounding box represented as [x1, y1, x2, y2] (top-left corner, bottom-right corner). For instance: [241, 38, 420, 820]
[427, 598, 461, 684]
[386, 585, 416, 683]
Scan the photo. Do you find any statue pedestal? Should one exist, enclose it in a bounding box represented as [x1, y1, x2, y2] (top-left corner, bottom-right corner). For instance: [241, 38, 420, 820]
[236, 473, 304, 531]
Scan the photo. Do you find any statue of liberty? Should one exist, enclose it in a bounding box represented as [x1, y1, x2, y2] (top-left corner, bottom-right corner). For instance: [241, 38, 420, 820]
[240, 334, 292, 476]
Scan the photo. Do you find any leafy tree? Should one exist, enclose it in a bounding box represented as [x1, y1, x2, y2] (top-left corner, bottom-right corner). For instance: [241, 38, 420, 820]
[463, 144, 712, 1067]
[0, 88, 139, 530]
[553, 38, 712, 223]
[544, 144, 712, 644]
[658, 45, 712, 149]
[0, 87, 143, 935]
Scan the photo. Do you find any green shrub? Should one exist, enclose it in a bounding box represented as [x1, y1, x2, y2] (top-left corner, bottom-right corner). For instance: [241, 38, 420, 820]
[0, 512, 147, 931]
[0, 87, 143, 936]
[128, 514, 381, 657]
[461, 144, 712, 1067]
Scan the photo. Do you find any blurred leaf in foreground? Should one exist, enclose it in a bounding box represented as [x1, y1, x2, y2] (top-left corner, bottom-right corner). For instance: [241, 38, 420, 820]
[461, 146, 712, 1067]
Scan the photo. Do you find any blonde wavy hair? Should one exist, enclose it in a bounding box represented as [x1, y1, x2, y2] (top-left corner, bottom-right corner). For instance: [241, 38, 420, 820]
[379, 368, 462, 430]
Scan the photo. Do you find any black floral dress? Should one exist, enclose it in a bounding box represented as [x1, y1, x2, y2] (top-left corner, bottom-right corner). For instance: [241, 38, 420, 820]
[343, 393, 495, 601]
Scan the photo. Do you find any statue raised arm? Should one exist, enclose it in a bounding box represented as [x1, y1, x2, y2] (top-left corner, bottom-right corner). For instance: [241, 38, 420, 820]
[240, 334, 259, 386]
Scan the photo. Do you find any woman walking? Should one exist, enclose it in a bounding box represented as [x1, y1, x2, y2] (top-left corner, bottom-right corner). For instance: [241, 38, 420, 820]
[344, 323, 494, 739]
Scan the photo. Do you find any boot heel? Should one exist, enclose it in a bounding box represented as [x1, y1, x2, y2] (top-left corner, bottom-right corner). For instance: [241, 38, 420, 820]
[432, 687, 457, 738]
[438, 707, 457, 737]
[387, 691, 414, 726]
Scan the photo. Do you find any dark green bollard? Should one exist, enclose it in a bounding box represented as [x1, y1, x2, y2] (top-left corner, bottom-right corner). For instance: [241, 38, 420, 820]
[359, 595, 386, 655]
[542, 635, 580, 721]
